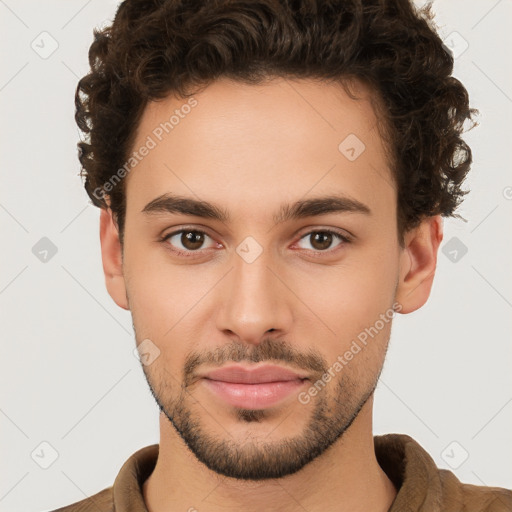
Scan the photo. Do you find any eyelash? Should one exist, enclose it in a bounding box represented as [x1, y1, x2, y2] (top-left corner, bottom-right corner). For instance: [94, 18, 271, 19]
[159, 227, 352, 258]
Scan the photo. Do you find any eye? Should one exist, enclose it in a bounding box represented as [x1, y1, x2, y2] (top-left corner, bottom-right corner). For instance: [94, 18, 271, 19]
[160, 227, 351, 259]
[161, 229, 217, 256]
[295, 229, 350, 253]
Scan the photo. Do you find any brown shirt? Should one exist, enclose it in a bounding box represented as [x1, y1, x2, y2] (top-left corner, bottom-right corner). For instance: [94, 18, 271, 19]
[51, 433, 512, 512]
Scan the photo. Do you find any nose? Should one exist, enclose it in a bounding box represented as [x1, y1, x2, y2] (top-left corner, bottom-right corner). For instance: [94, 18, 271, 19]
[214, 246, 293, 346]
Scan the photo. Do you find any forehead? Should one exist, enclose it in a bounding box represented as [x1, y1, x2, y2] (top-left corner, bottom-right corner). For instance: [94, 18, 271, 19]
[125, 77, 395, 223]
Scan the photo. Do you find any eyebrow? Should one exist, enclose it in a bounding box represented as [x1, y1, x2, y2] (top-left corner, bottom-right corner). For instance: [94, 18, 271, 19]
[141, 192, 372, 224]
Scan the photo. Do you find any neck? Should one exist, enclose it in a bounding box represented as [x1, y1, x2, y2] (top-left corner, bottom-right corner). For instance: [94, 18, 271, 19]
[143, 397, 396, 512]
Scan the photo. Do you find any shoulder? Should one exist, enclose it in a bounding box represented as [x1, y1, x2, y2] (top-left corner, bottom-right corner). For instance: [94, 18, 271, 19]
[374, 433, 512, 512]
[48, 486, 113, 512]
[45, 444, 158, 512]
[438, 469, 512, 512]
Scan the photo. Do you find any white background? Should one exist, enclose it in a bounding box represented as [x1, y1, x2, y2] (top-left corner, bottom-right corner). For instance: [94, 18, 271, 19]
[1, 1, 511, 511]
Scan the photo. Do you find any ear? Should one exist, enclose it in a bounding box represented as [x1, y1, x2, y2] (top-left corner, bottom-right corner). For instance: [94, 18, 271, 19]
[395, 215, 444, 314]
[99, 207, 129, 310]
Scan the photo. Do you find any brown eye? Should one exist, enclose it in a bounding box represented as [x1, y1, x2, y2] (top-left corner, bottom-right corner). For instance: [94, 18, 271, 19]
[296, 230, 348, 252]
[163, 229, 215, 255]
[310, 232, 333, 250]
[180, 231, 205, 250]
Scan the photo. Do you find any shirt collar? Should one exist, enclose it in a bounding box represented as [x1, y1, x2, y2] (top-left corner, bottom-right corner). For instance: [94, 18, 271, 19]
[375, 433, 443, 511]
[112, 443, 158, 512]
[111, 434, 442, 512]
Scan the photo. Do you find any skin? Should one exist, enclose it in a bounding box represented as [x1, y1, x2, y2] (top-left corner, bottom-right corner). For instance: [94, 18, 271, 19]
[99, 77, 443, 512]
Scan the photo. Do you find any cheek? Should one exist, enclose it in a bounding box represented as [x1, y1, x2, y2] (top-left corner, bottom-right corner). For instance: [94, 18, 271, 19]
[294, 257, 395, 325]
[124, 255, 216, 366]
[123, 238, 202, 317]
[289, 256, 396, 370]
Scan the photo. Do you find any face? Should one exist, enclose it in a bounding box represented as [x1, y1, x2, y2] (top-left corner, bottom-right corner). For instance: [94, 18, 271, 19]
[101, 77, 437, 480]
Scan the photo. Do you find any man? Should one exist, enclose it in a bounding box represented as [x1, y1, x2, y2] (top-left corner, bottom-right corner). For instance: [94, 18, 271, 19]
[54, 0, 511, 510]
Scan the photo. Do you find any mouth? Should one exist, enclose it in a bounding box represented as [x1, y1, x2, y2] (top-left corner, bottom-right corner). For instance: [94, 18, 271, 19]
[198, 363, 309, 409]
[199, 363, 309, 383]
[201, 378, 308, 409]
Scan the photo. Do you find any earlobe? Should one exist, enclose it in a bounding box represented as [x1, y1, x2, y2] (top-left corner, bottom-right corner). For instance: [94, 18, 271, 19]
[395, 215, 444, 314]
[99, 207, 129, 310]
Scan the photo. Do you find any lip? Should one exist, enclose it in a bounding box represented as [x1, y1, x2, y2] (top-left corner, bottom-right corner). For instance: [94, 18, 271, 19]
[201, 379, 307, 409]
[199, 364, 309, 409]
[200, 364, 309, 383]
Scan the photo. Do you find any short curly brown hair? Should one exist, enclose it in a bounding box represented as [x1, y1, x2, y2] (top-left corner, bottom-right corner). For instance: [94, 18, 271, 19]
[75, 0, 477, 249]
